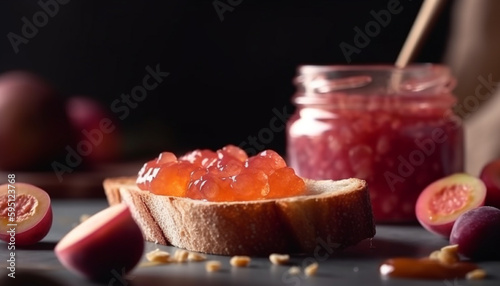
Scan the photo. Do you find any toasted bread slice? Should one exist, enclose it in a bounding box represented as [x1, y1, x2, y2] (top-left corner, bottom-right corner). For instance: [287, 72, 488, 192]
[103, 176, 375, 256]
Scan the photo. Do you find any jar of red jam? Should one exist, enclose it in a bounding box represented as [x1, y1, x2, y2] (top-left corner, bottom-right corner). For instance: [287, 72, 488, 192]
[286, 64, 464, 223]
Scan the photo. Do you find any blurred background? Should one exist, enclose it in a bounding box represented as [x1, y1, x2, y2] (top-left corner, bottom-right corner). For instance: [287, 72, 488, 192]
[3, 0, 498, 197]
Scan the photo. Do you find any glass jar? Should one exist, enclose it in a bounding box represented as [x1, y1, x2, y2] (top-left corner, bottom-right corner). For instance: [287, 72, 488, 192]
[286, 64, 464, 223]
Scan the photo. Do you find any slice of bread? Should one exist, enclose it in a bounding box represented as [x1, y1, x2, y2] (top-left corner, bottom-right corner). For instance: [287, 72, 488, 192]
[103, 176, 376, 256]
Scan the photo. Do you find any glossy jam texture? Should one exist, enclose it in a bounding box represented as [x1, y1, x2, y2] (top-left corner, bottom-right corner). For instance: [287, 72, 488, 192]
[380, 257, 478, 280]
[136, 145, 306, 201]
[287, 95, 463, 222]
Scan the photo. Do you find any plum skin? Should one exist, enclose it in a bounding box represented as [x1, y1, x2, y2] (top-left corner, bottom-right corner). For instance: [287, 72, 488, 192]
[450, 206, 500, 260]
[0, 70, 75, 170]
[65, 95, 122, 165]
[479, 159, 500, 208]
[0, 207, 52, 246]
[55, 204, 144, 281]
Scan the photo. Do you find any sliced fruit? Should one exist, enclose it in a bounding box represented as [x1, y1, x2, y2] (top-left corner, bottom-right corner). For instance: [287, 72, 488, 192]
[55, 203, 144, 281]
[415, 173, 486, 238]
[450, 206, 500, 260]
[479, 159, 500, 208]
[0, 183, 52, 246]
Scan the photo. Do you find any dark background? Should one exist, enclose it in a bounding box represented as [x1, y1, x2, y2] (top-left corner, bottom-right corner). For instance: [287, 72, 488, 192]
[0, 0, 453, 160]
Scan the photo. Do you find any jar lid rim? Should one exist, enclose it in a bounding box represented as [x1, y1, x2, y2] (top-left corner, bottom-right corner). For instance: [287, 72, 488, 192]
[297, 63, 450, 74]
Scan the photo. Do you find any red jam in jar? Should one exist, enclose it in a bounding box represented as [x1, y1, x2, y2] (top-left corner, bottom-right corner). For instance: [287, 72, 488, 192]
[286, 64, 464, 223]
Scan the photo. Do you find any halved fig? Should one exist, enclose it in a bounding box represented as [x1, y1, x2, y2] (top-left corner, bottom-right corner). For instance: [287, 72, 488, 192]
[55, 203, 144, 281]
[415, 173, 486, 238]
[0, 183, 53, 246]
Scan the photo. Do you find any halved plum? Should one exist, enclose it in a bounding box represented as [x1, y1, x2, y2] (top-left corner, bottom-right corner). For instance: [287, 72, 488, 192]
[0, 183, 53, 246]
[415, 173, 486, 238]
[55, 203, 144, 281]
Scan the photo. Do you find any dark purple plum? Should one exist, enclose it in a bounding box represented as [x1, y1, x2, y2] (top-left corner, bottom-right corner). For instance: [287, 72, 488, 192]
[449, 206, 500, 260]
[479, 159, 500, 208]
[0, 70, 74, 170]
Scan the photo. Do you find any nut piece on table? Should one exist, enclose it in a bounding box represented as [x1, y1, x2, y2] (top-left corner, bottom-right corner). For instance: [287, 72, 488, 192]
[466, 269, 487, 280]
[437, 249, 459, 265]
[269, 253, 290, 265]
[187, 252, 207, 262]
[230, 256, 251, 267]
[145, 248, 171, 263]
[205, 260, 222, 272]
[288, 266, 301, 275]
[173, 249, 189, 262]
[440, 244, 459, 253]
[429, 250, 441, 260]
[429, 244, 460, 265]
[304, 262, 319, 276]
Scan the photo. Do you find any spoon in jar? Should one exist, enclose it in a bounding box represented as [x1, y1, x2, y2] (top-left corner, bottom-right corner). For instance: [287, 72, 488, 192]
[395, 0, 449, 68]
[390, 0, 448, 93]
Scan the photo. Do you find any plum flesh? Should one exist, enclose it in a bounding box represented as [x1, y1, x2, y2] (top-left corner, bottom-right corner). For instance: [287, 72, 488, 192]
[415, 173, 486, 238]
[0, 183, 53, 246]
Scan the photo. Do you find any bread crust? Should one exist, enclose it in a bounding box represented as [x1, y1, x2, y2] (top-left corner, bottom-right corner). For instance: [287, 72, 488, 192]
[103, 176, 375, 256]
